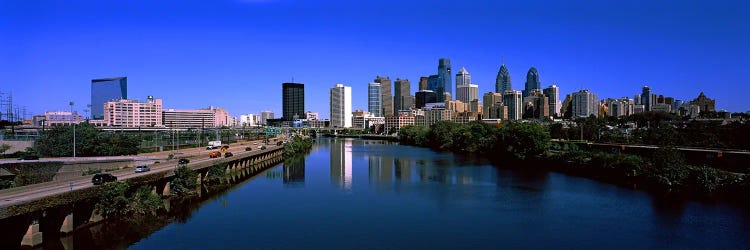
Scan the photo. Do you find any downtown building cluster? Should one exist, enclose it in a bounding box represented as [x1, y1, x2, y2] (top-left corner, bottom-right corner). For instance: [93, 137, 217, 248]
[277, 58, 719, 132]
[30, 77, 276, 129]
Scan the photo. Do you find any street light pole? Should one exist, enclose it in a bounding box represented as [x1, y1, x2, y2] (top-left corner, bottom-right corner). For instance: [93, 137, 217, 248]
[70, 101, 76, 158]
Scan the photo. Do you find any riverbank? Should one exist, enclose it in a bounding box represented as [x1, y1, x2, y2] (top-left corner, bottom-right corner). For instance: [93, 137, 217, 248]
[322, 134, 399, 141]
[398, 121, 750, 205]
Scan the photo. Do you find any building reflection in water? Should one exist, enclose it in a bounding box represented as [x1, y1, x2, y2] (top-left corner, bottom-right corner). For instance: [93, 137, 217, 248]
[283, 156, 305, 187]
[330, 138, 352, 189]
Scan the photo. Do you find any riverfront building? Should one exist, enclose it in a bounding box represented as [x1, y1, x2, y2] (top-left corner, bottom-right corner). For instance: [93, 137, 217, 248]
[374, 76, 393, 117]
[282, 83, 305, 121]
[330, 84, 352, 128]
[394, 78, 411, 112]
[91, 77, 127, 120]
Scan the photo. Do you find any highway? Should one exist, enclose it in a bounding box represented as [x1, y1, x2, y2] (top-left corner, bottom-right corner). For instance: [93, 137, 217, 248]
[0, 139, 281, 209]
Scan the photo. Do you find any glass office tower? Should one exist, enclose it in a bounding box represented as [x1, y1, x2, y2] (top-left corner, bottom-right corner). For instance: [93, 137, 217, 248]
[91, 77, 127, 120]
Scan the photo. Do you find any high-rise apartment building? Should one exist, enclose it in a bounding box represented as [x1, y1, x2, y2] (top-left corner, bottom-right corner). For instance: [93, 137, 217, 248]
[524, 67, 541, 97]
[542, 85, 561, 117]
[572, 90, 599, 118]
[456, 84, 479, 104]
[394, 78, 411, 112]
[503, 90, 523, 120]
[330, 84, 352, 128]
[495, 64, 511, 94]
[438, 58, 452, 100]
[368, 82, 382, 117]
[375, 76, 393, 116]
[282, 83, 305, 120]
[91, 77, 127, 120]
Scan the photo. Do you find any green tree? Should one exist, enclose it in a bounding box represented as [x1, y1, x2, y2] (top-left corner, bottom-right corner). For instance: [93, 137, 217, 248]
[96, 181, 131, 218]
[499, 122, 551, 160]
[171, 165, 197, 195]
[648, 147, 689, 187]
[129, 185, 163, 215]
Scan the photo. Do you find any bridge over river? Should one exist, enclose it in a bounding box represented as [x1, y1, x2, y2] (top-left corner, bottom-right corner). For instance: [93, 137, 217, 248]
[0, 143, 285, 248]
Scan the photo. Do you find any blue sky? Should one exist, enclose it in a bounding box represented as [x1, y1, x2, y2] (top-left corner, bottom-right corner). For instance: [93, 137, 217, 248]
[1, 0, 749, 119]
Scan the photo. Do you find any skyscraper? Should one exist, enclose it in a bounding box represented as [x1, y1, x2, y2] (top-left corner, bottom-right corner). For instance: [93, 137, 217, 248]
[394, 78, 411, 112]
[427, 75, 443, 102]
[572, 89, 599, 117]
[368, 82, 382, 117]
[375, 76, 393, 116]
[438, 58, 452, 99]
[456, 67, 470, 87]
[456, 84, 479, 104]
[91, 77, 127, 120]
[282, 82, 305, 120]
[524, 67, 541, 97]
[330, 84, 352, 128]
[418, 76, 429, 91]
[503, 90, 523, 120]
[542, 85, 561, 117]
[641, 86, 652, 112]
[415, 90, 437, 109]
[495, 64, 511, 94]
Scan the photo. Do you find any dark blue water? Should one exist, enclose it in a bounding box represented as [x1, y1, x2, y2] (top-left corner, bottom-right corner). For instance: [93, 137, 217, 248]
[130, 138, 750, 249]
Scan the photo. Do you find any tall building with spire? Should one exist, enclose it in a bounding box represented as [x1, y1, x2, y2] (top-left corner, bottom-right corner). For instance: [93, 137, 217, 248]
[495, 64, 511, 94]
[437, 58, 452, 100]
[524, 67, 541, 97]
[456, 67, 471, 86]
[375, 76, 393, 116]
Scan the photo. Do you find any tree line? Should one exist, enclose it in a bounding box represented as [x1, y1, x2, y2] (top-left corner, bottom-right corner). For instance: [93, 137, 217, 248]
[34, 122, 140, 157]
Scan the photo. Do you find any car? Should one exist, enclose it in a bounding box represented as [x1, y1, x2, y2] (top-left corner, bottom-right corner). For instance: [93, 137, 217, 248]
[209, 151, 221, 158]
[261, 146, 267, 150]
[178, 158, 189, 164]
[18, 155, 39, 161]
[134, 165, 150, 173]
[92, 173, 117, 185]
[224, 152, 233, 157]
[257, 145, 263, 149]
[276, 141, 283, 146]
[245, 147, 252, 151]
[253, 142, 258, 145]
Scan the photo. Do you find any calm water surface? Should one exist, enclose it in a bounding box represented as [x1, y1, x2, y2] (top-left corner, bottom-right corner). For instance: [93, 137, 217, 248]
[130, 138, 750, 249]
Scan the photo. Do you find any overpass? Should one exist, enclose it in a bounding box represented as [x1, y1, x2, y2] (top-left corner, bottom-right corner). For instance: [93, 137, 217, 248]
[0, 144, 285, 248]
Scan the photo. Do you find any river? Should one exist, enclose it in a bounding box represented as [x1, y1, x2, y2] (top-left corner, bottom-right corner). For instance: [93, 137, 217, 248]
[114, 138, 749, 248]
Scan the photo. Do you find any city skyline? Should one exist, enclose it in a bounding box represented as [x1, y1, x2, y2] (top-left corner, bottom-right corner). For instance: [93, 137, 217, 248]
[1, 0, 748, 119]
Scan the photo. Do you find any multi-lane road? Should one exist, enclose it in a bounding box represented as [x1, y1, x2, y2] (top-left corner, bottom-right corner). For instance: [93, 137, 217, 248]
[0, 139, 279, 209]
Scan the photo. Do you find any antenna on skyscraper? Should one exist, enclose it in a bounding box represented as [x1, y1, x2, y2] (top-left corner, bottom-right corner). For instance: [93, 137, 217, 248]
[292, 77, 294, 83]
[501, 55, 504, 65]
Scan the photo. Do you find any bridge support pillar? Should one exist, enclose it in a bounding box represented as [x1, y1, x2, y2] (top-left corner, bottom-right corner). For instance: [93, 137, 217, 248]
[163, 182, 171, 197]
[197, 172, 203, 185]
[88, 209, 104, 224]
[21, 219, 43, 247]
[60, 212, 74, 234]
